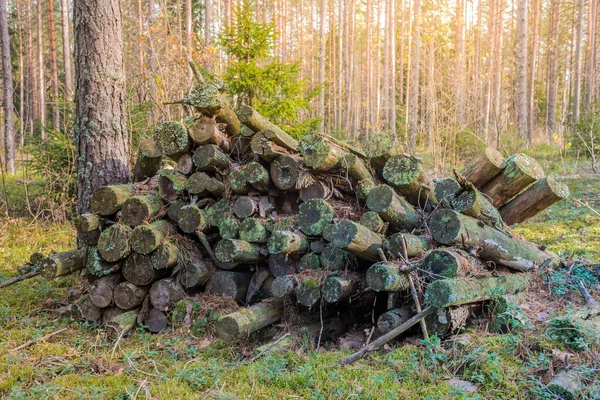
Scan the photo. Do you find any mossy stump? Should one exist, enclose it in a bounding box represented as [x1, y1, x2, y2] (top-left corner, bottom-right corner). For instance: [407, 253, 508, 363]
[187, 82, 240, 134]
[366, 184, 419, 231]
[250, 132, 289, 162]
[340, 153, 374, 182]
[433, 178, 461, 206]
[322, 275, 356, 303]
[219, 216, 240, 239]
[85, 246, 121, 277]
[106, 310, 138, 339]
[122, 252, 162, 286]
[90, 184, 135, 216]
[130, 220, 170, 254]
[186, 115, 231, 150]
[98, 224, 132, 262]
[62, 294, 102, 322]
[216, 300, 284, 342]
[271, 275, 298, 298]
[167, 199, 186, 222]
[546, 370, 582, 400]
[132, 137, 162, 182]
[150, 242, 179, 270]
[233, 197, 258, 218]
[121, 194, 161, 226]
[452, 185, 504, 230]
[299, 181, 331, 202]
[366, 262, 410, 291]
[228, 168, 251, 194]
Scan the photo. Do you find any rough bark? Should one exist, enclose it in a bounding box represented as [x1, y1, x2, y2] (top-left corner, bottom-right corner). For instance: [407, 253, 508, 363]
[459, 147, 505, 189]
[47, 0, 60, 130]
[74, 213, 102, 245]
[0, 0, 15, 173]
[515, 0, 529, 141]
[366, 184, 419, 231]
[60, 0, 73, 97]
[215, 300, 284, 341]
[298, 199, 335, 236]
[74, 0, 130, 214]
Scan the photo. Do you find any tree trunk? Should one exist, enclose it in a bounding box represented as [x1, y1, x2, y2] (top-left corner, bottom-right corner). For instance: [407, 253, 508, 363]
[17, 1, 24, 147]
[25, 0, 34, 137]
[37, 0, 46, 136]
[527, 0, 540, 137]
[330, 220, 384, 262]
[515, 0, 529, 143]
[407, 0, 421, 152]
[572, 0, 584, 123]
[545, 0, 561, 137]
[318, 0, 325, 130]
[455, 0, 466, 127]
[60, 0, 73, 98]
[0, 0, 15, 173]
[74, 0, 130, 214]
[216, 300, 283, 341]
[47, 0, 60, 131]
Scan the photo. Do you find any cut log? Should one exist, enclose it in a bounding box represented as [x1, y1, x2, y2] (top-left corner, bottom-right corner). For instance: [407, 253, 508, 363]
[377, 306, 413, 333]
[219, 216, 240, 239]
[299, 181, 331, 202]
[179, 260, 213, 288]
[364, 134, 400, 173]
[186, 82, 240, 134]
[547, 369, 583, 400]
[228, 168, 251, 194]
[237, 105, 297, 151]
[356, 179, 375, 202]
[382, 155, 432, 207]
[239, 218, 268, 243]
[271, 275, 298, 298]
[114, 281, 149, 310]
[499, 176, 570, 225]
[178, 205, 207, 234]
[360, 211, 387, 234]
[452, 184, 504, 230]
[204, 199, 233, 228]
[90, 184, 135, 215]
[250, 132, 289, 162]
[321, 224, 335, 242]
[340, 153, 374, 182]
[154, 121, 191, 159]
[216, 300, 284, 341]
[206, 270, 253, 302]
[425, 274, 530, 308]
[233, 197, 258, 218]
[420, 249, 486, 281]
[428, 209, 559, 271]
[366, 262, 410, 291]
[61, 294, 102, 322]
[121, 194, 161, 226]
[132, 137, 162, 182]
[298, 198, 335, 236]
[106, 310, 139, 339]
[150, 242, 179, 270]
[433, 178, 461, 206]
[366, 184, 419, 231]
[385, 233, 429, 258]
[481, 153, 545, 208]
[299, 253, 321, 272]
[330, 220, 384, 262]
[177, 153, 194, 174]
[268, 253, 298, 276]
[40, 249, 85, 279]
[158, 169, 187, 201]
[85, 246, 121, 277]
[298, 133, 346, 170]
[122, 253, 162, 286]
[167, 199, 186, 222]
[268, 231, 309, 255]
[74, 213, 100, 234]
[193, 144, 230, 172]
[488, 293, 525, 314]
[244, 162, 270, 192]
[98, 224, 132, 262]
[150, 278, 186, 311]
[459, 147, 505, 188]
[144, 308, 169, 333]
[101, 306, 125, 325]
[245, 266, 271, 304]
[322, 274, 361, 303]
[296, 278, 320, 307]
[130, 220, 170, 254]
[186, 172, 225, 197]
[89, 274, 121, 308]
[186, 115, 231, 150]
[270, 155, 302, 190]
[320, 245, 350, 271]
[426, 305, 479, 337]
[215, 239, 263, 263]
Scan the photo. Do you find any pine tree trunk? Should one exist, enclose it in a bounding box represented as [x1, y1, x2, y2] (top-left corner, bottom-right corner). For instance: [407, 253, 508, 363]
[60, 0, 73, 98]
[47, 0, 60, 131]
[37, 0, 46, 136]
[0, 0, 15, 173]
[25, 0, 34, 137]
[545, 0, 561, 138]
[573, 0, 584, 123]
[516, 0, 529, 143]
[407, 0, 421, 152]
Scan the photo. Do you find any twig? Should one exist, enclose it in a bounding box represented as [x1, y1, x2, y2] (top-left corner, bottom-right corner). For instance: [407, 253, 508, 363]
[195, 231, 224, 268]
[9, 327, 67, 353]
[578, 280, 597, 306]
[341, 306, 434, 365]
[0, 270, 40, 289]
[245, 333, 291, 363]
[188, 61, 205, 84]
[377, 248, 388, 262]
[408, 272, 429, 339]
[573, 198, 600, 217]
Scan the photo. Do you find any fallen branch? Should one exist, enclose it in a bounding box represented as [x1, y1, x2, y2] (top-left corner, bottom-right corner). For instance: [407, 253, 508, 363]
[10, 327, 68, 353]
[0, 270, 39, 289]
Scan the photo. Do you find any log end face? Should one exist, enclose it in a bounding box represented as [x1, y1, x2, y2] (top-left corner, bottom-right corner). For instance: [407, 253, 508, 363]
[155, 121, 190, 157]
[366, 184, 395, 213]
[428, 209, 462, 245]
[298, 199, 335, 236]
[330, 220, 357, 249]
[382, 155, 420, 187]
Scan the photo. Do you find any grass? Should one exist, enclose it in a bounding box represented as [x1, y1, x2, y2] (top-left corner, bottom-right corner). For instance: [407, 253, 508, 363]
[1, 156, 600, 399]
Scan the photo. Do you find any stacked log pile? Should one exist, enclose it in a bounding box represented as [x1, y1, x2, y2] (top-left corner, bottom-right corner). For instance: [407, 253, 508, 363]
[10, 79, 573, 350]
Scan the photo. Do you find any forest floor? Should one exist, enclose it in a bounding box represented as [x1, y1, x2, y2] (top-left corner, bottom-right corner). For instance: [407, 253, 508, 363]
[1, 152, 599, 399]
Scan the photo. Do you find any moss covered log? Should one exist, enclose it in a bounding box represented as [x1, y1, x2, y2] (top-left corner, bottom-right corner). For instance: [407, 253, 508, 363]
[433, 178, 461, 207]
[250, 132, 289, 162]
[150, 242, 179, 270]
[178, 205, 207, 234]
[481, 153, 545, 208]
[186, 115, 231, 150]
[98, 224, 132, 262]
[179, 260, 213, 288]
[377, 306, 413, 334]
[365, 135, 400, 172]
[121, 194, 161, 226]
[268, 231, 309, 255]
[122, 253, 161, 286]
[154, 121, 191, 159]
[499, 176, 570, 225]
[85, 246, 122, 277]
[219, 216, 240, 239]
[106, 310, 139, 339]
[270, 155, 302, 190]
[186, 172, 225, 197]
[204, 199, 233, 228]
[382, 155, 432, 207]
[187, 82, 240, 134]
[340, 154, 374, 182]
[228, 168, 251, 194]
[40, 249, 86, 279]
[366, 184, 419, 231]
[420, 249, 486, 281]
[62, 294, 102, 322]
[459, 147, 505, 188]
[298, 133, 346, 170]
[130, 220, 171, 254]
[233, 197, 258, 218]
[296, 278, 320, 307]
[360, 211, 387, 234]
[158, 169, 187, 201]
[167, 199, 186, 222]
[244, 162, 271, 192]
[330, 220, 384, 262]
[429, 209, 559, 271]
[206, 270, 253, 302]
[239, 218, 268, 242]
[132, 137, 162, 182]
[149, 278, 186, 311]
[357, 179, 375, 203]
[215, 239, 263, 263]
[425, 274, 530, 308]
[322, 275, 360, 303]
[452, 184, 504, 230]
[90, 184, 135, 216]
[299, 253, 321, 271]
[298, 198, 335, 236]
[366, 262, 410, 291]
[271, 275, 298, 298]
[385, 233, 429, 258]
[237, 105, 297, 151]
[216, 300, 284, 341]
[320, 245, 350, 271]
[89, 274, 121, 308]
[114, 281, 148, 310]
[192, 144, 230, 172]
